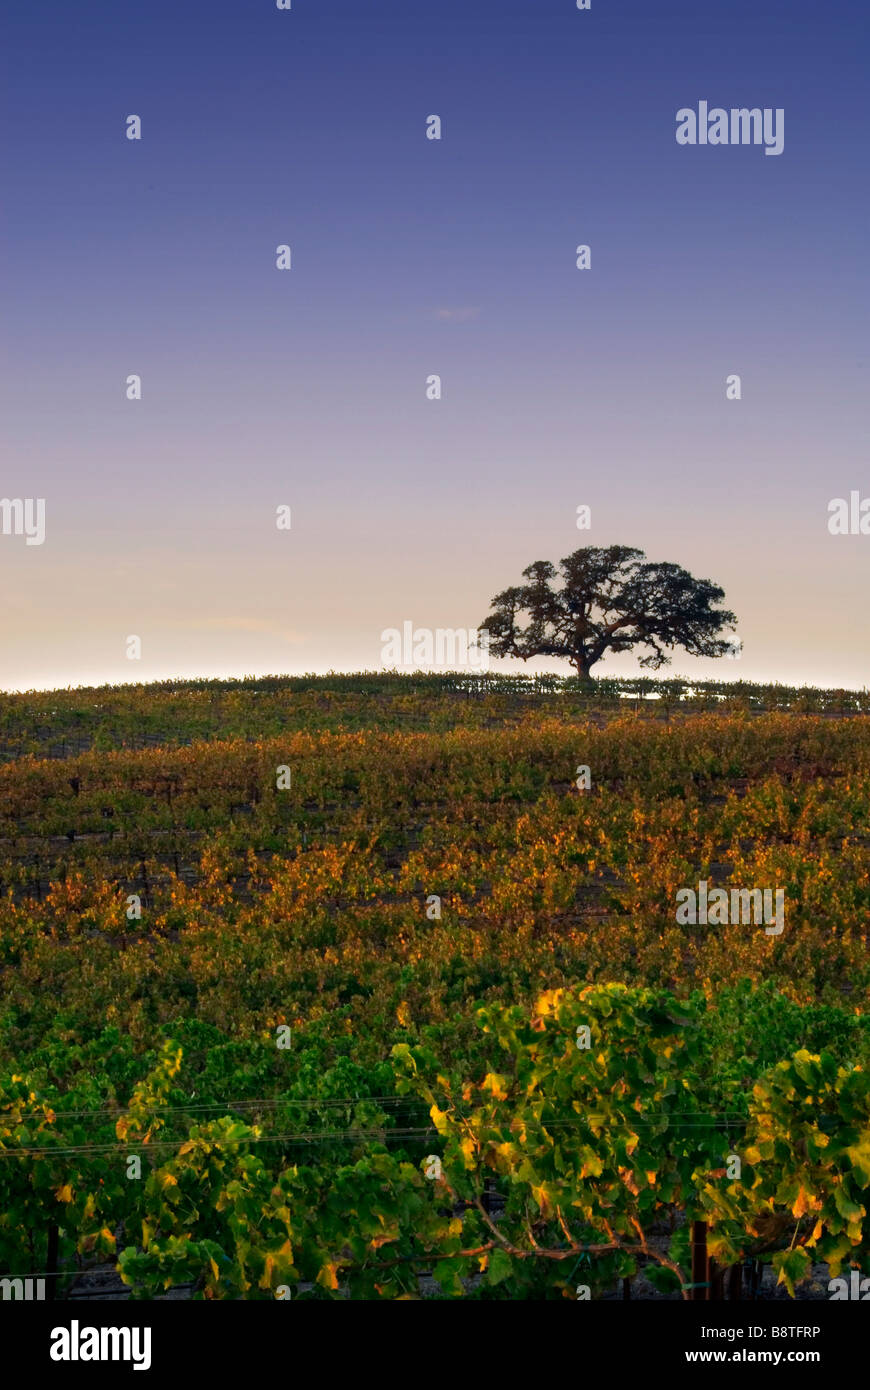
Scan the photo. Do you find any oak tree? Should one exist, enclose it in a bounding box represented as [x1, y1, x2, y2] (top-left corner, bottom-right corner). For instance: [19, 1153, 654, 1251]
[480, 545, 738, 680]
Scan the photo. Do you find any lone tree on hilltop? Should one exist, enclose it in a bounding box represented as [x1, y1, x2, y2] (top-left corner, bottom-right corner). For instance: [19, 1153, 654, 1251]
[480, 545, 738, 680]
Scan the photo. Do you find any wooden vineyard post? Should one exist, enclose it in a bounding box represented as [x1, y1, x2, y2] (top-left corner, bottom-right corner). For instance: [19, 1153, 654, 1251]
[739, 1262, 756, 1301]
[46, 1223, 59, 1302]
[727, 1261, 742, 1301]
[690, 1220, 709, 1301]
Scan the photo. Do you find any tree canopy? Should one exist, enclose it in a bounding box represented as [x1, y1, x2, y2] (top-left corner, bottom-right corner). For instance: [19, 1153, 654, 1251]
[480, 545, 738, 680]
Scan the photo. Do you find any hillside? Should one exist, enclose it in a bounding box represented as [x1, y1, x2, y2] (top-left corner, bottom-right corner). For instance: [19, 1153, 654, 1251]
[1, 677, 868, 1301]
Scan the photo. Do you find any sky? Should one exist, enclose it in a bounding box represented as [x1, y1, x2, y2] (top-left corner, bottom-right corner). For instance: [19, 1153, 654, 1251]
[1, 0, 868, 691]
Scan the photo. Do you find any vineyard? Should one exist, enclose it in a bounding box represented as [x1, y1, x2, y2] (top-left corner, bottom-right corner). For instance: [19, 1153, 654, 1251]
[0, 675, 868, 1300]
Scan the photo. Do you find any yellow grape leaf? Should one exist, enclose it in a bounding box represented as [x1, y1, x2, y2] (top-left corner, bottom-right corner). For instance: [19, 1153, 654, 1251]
[55, 1184, 73, 1203]
[481, 1072, 509, 1100]
[618, 1166, 640, 1196]
[430, 1104, 449, 1133]
[534, 989, 560, 1018]
[369, 1231, 397, 1251]
[316, 1261, 340, 1291]
[530, 1183, 552, 1217]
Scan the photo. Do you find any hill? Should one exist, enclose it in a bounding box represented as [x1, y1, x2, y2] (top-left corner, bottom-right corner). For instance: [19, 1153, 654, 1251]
[0, 677, 867, 1300]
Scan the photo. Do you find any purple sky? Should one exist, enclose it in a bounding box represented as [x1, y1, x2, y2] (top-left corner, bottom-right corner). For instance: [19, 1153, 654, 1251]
[1, 0, 868, 690]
